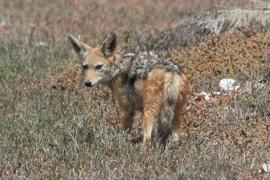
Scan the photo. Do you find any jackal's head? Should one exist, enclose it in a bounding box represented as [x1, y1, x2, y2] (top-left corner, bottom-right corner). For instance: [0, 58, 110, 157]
[68, 32, 118, 87]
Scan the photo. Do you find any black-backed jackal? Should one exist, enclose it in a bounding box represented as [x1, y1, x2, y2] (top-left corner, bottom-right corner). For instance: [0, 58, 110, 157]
[68, 32, 189, 152]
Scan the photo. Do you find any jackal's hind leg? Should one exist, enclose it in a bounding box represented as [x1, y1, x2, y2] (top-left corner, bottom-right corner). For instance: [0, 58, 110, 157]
[142, 70, 165, 153]
[172, 92, 187, 142]
[143, 110, 157, 153]
[172, 115, 181, 142]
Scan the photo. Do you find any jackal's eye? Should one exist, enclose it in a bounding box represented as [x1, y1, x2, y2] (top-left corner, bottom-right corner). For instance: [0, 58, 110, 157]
[82, 64, 89, 70]
[95, 64, 103, 70]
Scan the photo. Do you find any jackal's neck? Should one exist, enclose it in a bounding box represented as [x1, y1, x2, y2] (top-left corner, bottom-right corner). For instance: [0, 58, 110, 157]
[109, 72, 130, 95]
[107, 54, 134, 80]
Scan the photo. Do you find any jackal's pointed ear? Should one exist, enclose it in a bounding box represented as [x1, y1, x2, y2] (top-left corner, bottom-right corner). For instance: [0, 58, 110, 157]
[68, 35, 87, 60]
[101, 32, 117, 57]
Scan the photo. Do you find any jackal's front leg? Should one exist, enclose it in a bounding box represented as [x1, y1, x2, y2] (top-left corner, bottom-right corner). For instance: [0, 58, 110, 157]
[112, 79, 135, 132]
[114, 93, 134, 131]
[118, 102, 134, 132]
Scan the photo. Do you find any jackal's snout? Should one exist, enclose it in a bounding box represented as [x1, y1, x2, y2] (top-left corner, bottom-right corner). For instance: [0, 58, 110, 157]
[84, 80, 92, 87]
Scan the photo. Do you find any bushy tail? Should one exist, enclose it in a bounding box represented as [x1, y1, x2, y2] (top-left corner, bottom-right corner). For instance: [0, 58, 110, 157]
[158, 73, 180, 145]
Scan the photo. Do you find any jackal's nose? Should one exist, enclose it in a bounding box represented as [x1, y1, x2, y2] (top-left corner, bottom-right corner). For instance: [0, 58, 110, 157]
[85, 81, 92, 87]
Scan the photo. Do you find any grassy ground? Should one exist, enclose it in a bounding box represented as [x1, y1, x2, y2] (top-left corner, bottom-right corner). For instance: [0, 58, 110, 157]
[0, 0, 269, 179]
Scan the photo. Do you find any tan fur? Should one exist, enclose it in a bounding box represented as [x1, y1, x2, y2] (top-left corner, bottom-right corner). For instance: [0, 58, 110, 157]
[143, 70, 165, 150]
[68, 33, 190, 152]
[83, 47, 116, 83]
[172, 73, 189, 142]
[111, 76, 135, 130]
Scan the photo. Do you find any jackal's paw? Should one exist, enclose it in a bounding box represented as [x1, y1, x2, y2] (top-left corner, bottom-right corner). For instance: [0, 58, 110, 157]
[172, 132, 180, 142]
[141, 141, 150, 156]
